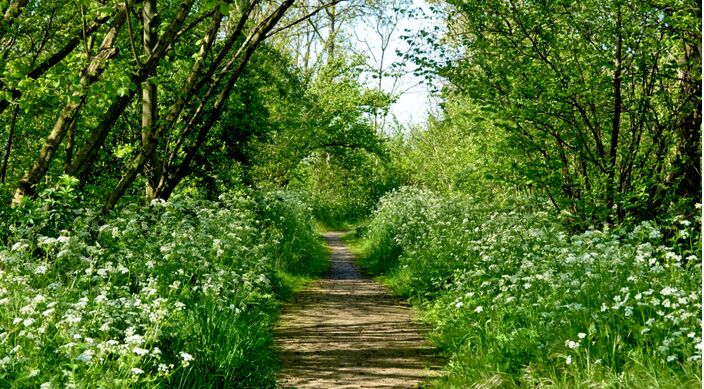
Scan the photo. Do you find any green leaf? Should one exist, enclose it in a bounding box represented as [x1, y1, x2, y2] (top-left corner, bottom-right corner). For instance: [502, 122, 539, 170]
[219, 2, 230, 16]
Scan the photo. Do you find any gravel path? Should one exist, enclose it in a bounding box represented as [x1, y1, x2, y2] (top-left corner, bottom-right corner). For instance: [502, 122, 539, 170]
[274, 232, 441, 388]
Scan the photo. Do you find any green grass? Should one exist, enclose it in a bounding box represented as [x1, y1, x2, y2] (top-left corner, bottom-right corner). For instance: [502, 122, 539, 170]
[0, 188, 330, 388]
[274, 241, 330, 301]
[351, 187, 702, 388]
[341, 226, 415, 299]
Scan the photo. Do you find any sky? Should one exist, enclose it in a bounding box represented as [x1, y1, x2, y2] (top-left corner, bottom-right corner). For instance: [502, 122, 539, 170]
[350, 0, 440, 128]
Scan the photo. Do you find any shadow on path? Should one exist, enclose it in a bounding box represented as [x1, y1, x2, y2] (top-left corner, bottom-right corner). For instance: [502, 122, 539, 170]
[274, 232, 442, 388]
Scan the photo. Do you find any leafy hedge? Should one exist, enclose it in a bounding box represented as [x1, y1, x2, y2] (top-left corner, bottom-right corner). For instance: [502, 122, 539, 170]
[359, 187, 702, 387]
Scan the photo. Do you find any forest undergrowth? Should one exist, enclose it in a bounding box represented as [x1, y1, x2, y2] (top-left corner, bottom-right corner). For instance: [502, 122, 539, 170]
[349, 187, 702, 388]
[0, 177, 328, 388]
[0, 0, 700, 387]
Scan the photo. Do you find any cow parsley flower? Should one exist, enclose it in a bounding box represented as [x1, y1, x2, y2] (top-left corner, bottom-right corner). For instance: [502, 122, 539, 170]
[180, 351, 194, 367]
[76, 350, 93, 363]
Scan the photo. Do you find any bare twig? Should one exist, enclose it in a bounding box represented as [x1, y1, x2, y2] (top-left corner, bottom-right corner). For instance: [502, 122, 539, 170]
[266, 0, 347, 38]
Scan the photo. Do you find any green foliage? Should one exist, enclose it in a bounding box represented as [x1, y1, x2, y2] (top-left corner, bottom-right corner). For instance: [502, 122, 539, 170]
[244, 54, 401, 227]
[0, 1, 700, 387]
[398, 96, 518, 199]
[0, 183, 327, 387]
[256, 190, 328, 277]
[0, 175, 81, 244]
[294, 148, 404, 228]
[408, 0, 701, 224]
[358, 187, 702, 387]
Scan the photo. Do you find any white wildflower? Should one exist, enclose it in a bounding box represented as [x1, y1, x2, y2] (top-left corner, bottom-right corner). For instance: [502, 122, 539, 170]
[661, 287, 676, 296]
[11, 242, 28, 251]
[180, 352, 193, 362]
[76, 350, 93, 363]
[153, 198, 169, 206]
[125, 333, 144, 345]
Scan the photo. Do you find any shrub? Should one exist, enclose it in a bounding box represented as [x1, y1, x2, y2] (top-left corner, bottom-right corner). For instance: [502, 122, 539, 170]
[361, 187, 702, 387]
[0, 186, 326, 388]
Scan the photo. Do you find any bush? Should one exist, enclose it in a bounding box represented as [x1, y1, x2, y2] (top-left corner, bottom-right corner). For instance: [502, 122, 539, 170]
[360, 187, 702, 387]
[257, 190, 328, 277]
[0, 185, 326, 388]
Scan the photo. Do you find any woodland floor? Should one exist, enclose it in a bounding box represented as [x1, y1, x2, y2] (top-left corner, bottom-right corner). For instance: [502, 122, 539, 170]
[274, 232, 442, 388]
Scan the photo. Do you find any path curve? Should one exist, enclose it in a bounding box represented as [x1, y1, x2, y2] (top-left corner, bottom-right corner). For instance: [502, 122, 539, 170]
[274, 232, 441, 388]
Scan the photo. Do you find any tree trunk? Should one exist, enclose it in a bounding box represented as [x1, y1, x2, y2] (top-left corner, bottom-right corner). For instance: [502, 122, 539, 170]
[325, 2, 337, 66]
[63, 114, 78, 172]
[62, 0, 197, 179]
[0, 13, 111, 117]
[151, 7, 227, 186]
[673, 26, 702, 199]
[11, 7, 126, 205]
[64, 91, 137, 177]
[142, 0, 160, 200]
[0, 105, 19, 183]
[155, 24, 279, 200]
[108, 0, 295, 208]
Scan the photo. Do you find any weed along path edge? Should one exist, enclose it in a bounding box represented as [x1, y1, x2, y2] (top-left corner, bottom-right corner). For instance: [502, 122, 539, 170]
[274, 231, 442, 388]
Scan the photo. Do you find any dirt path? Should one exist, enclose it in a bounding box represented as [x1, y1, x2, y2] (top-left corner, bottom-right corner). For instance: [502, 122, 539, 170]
[274, 232, 441, 388]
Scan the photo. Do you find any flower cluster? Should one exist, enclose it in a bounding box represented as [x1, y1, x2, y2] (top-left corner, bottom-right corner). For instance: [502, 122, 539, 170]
[363, 187, 701, 385]
[0, 190, 324, 387]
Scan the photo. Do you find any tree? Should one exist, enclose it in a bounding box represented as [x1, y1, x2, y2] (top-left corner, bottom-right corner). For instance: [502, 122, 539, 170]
[2, 0, 347, 210]
[422, 0, 701, 223]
